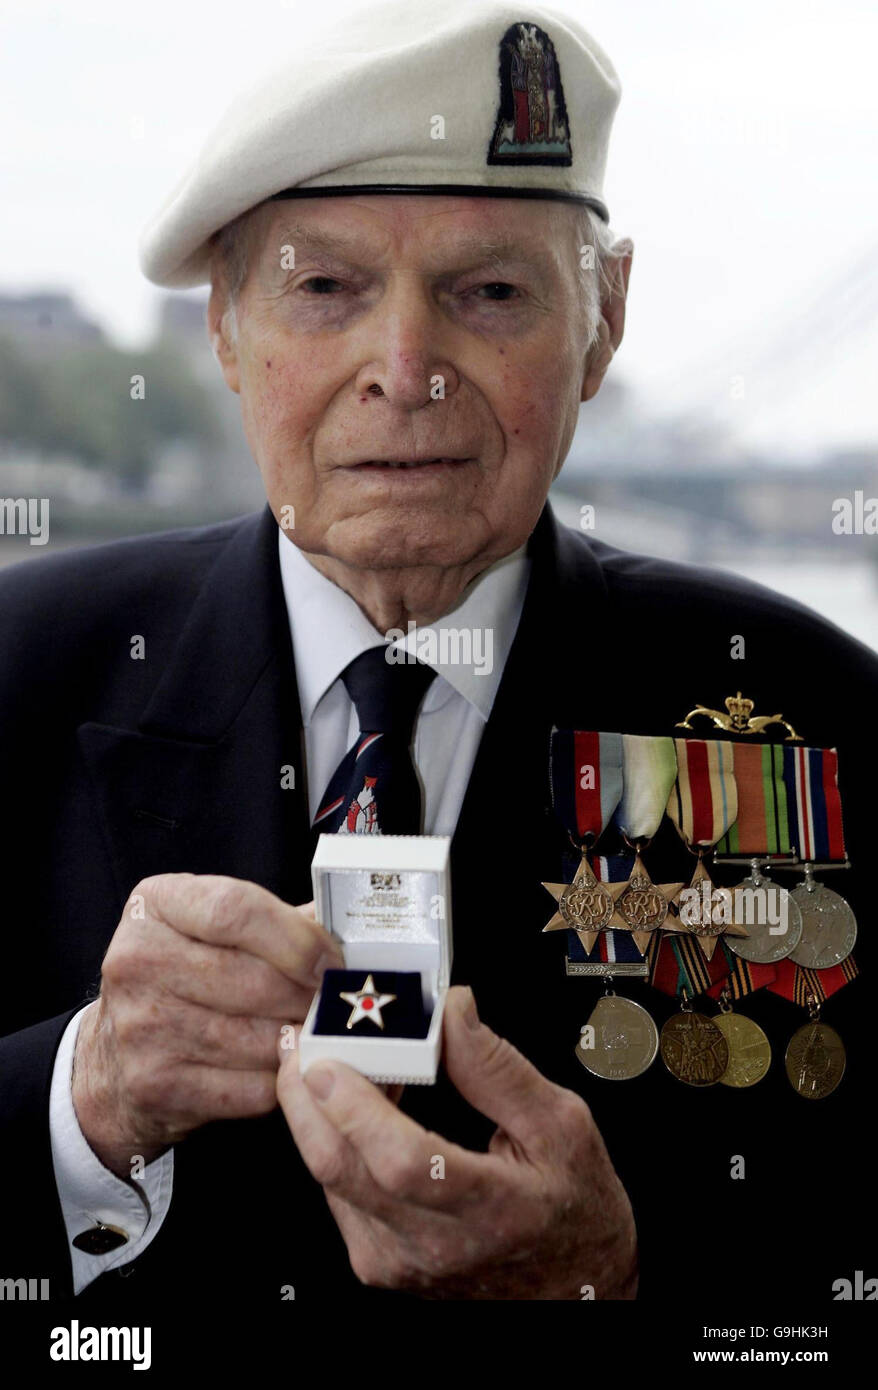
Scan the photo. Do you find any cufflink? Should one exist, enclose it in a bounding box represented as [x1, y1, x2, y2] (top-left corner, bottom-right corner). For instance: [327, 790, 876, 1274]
[72, 1223, 129, 1255]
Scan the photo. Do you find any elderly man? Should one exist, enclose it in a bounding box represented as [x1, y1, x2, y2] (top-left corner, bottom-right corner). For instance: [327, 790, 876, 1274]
[1, 1, 876, 1315]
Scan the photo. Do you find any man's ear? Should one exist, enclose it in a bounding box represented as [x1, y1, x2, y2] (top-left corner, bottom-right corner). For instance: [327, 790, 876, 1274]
[207, 276, 242, 395]
[581, 245, 633, 403]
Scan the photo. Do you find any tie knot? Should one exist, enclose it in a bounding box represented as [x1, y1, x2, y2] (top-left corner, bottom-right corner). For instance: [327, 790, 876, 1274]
[341, 646, 436, 738]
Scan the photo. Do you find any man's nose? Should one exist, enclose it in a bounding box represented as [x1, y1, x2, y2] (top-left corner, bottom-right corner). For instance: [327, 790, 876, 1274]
[354, 275, 459, 409]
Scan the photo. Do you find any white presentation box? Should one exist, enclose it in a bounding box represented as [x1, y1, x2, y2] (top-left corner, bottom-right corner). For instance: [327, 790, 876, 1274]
[298, 834, 452, 1085]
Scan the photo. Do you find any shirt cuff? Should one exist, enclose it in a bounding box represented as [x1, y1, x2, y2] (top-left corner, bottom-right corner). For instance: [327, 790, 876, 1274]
[49, 1000, 174, 1295]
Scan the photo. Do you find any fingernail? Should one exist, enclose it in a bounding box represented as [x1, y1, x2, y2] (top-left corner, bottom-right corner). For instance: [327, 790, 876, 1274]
[463, 987, 480, 1031]
[304, 1065, 335, 1101]
[312, 952, 342, 986]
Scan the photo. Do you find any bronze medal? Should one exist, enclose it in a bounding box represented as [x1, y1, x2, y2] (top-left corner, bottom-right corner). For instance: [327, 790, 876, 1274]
[617, 872, 668, 930]
[784, 1021, 846, 1099]
[660, 1007, 729, 1086]
[608, 852, 685, 954]
[543, 847, 614, 954]
[713, 1012, 772, 1088]
[670, 856, 749, 961]
[560, 874, 614, 932]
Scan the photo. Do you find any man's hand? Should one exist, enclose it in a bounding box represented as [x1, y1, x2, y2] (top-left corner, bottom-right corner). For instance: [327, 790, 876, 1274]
[276, 984, 638, 1299]
[72, 873, 344, 1177]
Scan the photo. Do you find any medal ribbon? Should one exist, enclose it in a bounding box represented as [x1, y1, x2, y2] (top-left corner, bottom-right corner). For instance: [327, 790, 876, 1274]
[605, 734, 676, 963]
[767, 955, 859, 1004]
[550, 729, 624, 845]
[782, 746, 847, 862]
[716, 743, 792, 857]
[614, 735, 678, 844]
[666, 738, 738, 850]
[705, 944, 777, 1000]
[646, 931, 731, 999]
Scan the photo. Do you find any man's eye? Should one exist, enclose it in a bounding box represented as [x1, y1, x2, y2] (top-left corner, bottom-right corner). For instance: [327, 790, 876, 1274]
[300, 277, 345, 294]
[472, 282, 519, 301]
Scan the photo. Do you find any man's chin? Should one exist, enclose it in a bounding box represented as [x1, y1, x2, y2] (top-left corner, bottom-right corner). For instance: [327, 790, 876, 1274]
[319, 511, 486, 573]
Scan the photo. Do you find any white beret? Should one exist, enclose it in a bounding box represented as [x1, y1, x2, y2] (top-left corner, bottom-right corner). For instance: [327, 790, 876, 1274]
[139, 0, 621, 288]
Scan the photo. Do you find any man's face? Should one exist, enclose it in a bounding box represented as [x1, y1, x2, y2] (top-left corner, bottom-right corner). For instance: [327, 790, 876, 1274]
[211, 195, 599, 574]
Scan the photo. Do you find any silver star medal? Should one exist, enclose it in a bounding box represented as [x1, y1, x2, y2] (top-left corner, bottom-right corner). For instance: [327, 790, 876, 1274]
[339, 973, 397, 1030]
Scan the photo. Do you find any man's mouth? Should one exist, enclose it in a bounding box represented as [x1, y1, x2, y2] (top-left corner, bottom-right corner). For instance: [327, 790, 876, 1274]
[350, 457, 474, 471]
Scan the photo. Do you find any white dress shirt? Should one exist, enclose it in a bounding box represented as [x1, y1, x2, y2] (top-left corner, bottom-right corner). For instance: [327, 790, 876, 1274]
[50, 523, 531, 1293]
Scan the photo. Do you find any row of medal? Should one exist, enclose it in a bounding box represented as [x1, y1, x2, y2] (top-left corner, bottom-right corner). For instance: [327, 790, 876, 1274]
[541, 730, 858, 1099]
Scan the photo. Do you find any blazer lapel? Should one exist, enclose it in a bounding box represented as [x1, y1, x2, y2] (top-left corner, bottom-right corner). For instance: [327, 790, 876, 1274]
[76, 504, 314, 913]
[448, 503, 612, 989]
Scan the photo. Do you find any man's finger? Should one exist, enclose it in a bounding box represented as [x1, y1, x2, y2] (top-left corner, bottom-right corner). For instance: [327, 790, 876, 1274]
[279, 1048, 485, 1214]
[442, 985, 579, 1150]
[276, 1043, 388, 1210]
[146, 1001, 296, 1070]
[126, 916, 318, 1016]
[142, 873, 344, 983]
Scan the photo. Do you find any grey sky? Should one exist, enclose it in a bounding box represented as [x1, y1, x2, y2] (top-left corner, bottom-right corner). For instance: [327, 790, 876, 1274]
[3, 0, 876, 457]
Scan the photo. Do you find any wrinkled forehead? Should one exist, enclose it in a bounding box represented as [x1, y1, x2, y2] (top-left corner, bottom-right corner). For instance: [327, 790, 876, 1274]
[247, 193, 587, 269]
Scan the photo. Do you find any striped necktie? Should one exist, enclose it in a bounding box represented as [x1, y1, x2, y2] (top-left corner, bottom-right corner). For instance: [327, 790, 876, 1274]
[312, 646, 436, 836]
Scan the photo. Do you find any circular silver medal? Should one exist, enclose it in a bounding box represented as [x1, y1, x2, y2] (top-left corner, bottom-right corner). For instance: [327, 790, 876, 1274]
[789, 880, 857, 968]
[725, 872, 802, 964]
[576, 995, 658, 1080]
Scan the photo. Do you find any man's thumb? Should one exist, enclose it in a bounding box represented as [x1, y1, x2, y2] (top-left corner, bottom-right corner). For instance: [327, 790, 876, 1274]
[442, 985, 558, 1142]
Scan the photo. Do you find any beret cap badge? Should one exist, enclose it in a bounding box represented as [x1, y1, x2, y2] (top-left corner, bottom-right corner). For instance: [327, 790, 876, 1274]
[488, 21, 573, 166]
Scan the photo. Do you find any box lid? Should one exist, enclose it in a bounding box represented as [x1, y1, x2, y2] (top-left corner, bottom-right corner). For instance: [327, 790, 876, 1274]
[311, 834, 452, 989]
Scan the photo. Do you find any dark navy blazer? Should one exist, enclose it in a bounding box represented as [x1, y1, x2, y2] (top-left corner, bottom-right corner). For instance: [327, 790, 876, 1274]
[1, 501, 875, 1306]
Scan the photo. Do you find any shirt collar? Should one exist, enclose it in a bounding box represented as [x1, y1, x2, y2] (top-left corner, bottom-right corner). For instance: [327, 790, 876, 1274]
[277, 527, 531, 725]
